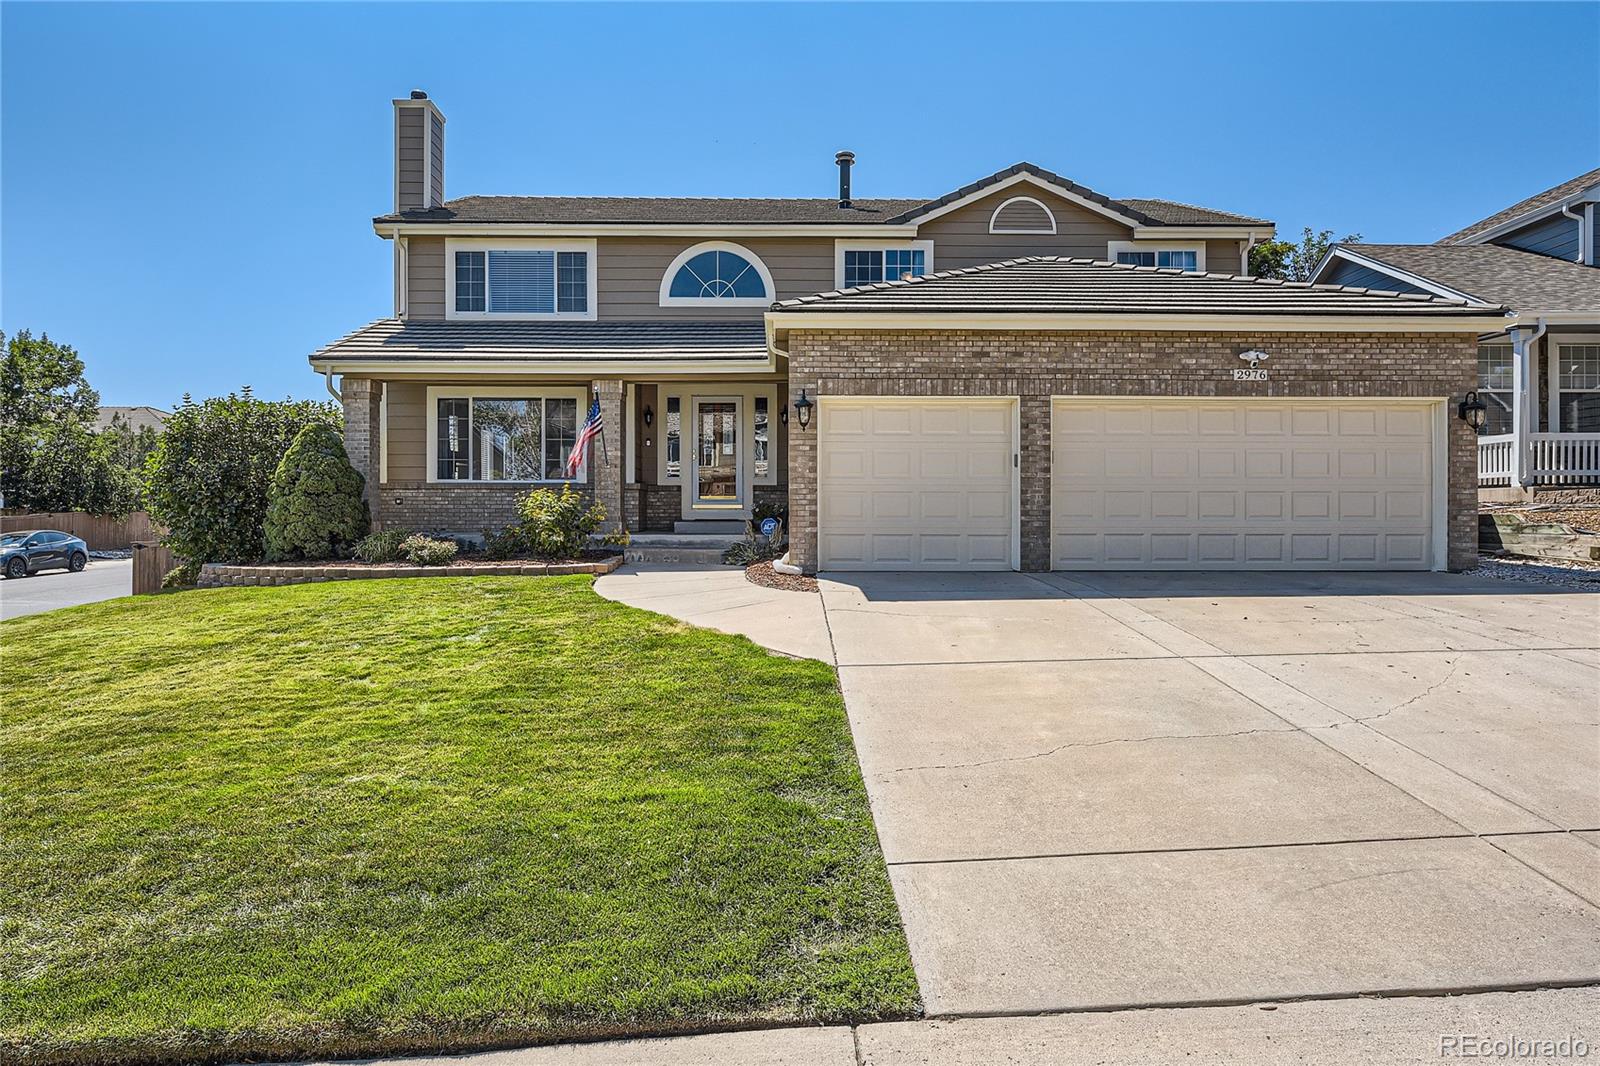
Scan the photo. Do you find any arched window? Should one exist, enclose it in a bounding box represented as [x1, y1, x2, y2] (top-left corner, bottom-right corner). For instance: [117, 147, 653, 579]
[660, 242, 775, 306]
[989, 195, 1058, 235]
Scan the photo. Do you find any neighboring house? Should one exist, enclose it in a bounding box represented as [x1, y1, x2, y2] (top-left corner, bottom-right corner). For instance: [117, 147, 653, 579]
[95, 406, 170, 434]
[311, 91, 1507, 573]
[1312, 170, 1600, 500]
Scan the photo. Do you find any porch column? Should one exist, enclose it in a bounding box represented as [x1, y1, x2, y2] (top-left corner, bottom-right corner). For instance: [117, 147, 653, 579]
[1510, 328, 1534, 487]
[591, 379, 625, 534]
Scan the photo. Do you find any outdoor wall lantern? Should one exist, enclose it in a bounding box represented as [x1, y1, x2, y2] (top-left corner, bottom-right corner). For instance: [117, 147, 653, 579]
[642, 404, 654, 427]
[793, 389, 814, 431]
[1458, 390, 1487, 432]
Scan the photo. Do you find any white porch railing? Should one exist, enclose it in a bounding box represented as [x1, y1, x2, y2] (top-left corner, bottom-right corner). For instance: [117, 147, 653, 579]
[1479, 432, 1600, 486]
[1530, 433, 1600, 484]
[1477, 434, 1515, 486]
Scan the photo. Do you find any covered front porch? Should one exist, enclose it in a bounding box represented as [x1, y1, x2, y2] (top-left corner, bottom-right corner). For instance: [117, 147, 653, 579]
[1475, 323, 1600, 493]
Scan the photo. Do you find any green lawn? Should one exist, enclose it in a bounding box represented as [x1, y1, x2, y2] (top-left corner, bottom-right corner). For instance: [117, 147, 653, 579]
[1, 577, 917, 1065]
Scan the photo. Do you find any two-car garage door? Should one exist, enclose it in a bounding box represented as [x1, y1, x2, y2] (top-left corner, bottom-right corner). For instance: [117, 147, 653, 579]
[815, 397, 1440, 572]
[1051, 399, 1438, 570]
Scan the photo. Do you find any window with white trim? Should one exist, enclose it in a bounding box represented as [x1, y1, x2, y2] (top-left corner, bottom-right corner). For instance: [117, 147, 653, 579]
[1556, 342, 1600, 432]
[1116, 249, 1198, 270]
[449, 243, 594, 319]
[435, 394, 581, 482]
[1478, 343, 1514, 436]
[659, 242, 774, 306]
[843, 248, 926, 288]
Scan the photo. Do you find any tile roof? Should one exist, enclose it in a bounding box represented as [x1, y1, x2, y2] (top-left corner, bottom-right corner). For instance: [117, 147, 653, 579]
[772, 257, 1502, 317]
[1440, 168, 1600, 243]
[309, 320, 769, 365]
[1338, 244, 1600, 313]
[373, 162, 1273, 230]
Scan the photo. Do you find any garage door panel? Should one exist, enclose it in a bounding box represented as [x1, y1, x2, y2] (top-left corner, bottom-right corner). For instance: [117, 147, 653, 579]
[821, 399, 1015, 571]
[1054, 399, 1435, 571]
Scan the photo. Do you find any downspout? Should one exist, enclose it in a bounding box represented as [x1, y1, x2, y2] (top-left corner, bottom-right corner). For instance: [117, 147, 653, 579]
[1558, 203, 1586, 265]
[1512, 317, 1548, 488]
[324, 368, 341, 402]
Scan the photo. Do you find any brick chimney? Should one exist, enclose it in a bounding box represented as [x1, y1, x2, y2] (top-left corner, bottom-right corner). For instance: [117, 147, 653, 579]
[393, 90, 446, 213]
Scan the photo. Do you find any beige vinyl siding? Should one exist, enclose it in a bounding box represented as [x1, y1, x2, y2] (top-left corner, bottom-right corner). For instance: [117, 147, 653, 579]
[920, 186, 1134, 267]
[385, 382, 428, 482]
[396, 108, 427, 211]
[428, 114, 444, 208]
[1206, 238, 1245, 274]
[407, 237, 446, 319]
[597, 237, 834, 319]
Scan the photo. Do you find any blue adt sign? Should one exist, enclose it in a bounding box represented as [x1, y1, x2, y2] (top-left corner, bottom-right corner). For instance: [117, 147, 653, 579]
[759, 517, 780, 537]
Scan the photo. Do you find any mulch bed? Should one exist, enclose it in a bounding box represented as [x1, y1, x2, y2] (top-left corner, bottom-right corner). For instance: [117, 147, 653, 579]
[744, 560, 817, 593]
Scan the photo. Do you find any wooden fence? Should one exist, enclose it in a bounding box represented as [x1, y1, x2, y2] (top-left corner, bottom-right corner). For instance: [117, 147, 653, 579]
[132, 542, 175, 596]
[0, 511, 157, 550]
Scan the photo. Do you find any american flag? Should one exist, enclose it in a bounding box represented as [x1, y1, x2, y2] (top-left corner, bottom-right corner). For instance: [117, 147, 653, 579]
[566, 398, 604, 476]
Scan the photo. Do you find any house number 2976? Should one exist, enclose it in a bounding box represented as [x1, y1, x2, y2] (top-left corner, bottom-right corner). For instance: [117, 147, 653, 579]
[1232, 368, 1268, 381]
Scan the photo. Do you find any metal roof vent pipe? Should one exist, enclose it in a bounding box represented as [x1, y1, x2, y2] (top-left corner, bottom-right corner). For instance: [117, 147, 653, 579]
[836, 151, 855, 209]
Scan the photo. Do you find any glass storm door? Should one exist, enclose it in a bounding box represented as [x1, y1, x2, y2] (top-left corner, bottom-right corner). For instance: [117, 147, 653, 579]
[694, 399, 741, 506]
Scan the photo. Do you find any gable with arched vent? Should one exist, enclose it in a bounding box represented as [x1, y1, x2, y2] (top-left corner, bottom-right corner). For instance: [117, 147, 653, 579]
[989, 196, 1057, 234]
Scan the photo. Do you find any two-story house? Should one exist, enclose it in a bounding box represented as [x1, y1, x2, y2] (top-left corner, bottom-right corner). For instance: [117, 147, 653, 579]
[1311, 170, 1600, 502]
[312, 92, 1507, 574]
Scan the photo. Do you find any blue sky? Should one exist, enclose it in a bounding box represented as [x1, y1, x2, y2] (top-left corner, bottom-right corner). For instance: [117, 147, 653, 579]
[3, 2, 1596, 408]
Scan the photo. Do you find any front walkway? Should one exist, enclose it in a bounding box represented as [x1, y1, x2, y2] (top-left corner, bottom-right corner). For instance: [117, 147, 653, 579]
[595, 563, 834, 663]
[823, 569, 1600, 1016]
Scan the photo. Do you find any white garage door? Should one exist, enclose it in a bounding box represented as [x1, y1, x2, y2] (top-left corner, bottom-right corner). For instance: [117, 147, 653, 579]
[1052, 399, 1438, 570]
[819, 398, 1015, 570]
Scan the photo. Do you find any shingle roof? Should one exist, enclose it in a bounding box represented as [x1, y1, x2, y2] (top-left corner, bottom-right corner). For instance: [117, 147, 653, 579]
[372, 161, 1273, 230]
[1440, 168, 1600, 243]
[1337, 243, 1600, 313]
[1116, 197, 1272, 227]
[772, 257, 1502, 317]
[309, 320, 769, 365]
[376, 196, 927, 226]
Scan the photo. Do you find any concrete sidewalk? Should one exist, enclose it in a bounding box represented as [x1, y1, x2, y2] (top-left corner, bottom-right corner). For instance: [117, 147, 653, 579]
[320, 987, 1599, 1065]
[595, 563, 833, 662]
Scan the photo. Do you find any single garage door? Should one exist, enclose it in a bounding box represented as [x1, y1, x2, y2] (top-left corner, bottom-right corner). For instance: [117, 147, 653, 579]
[819, 398, 1016, 570]
[1052, 399, 1438, 570]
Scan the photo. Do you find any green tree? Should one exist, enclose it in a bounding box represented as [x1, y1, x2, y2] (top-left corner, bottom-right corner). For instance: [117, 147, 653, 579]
[0, 329, 135, 515]
[263, 423, 369, 561]
[144, 388, 341, 564]
[1249, 227, 1362, 282]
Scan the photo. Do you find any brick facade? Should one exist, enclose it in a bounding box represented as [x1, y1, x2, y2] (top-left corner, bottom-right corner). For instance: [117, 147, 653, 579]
[340, 377, 381, 515]
[785, 328, 1482, 574]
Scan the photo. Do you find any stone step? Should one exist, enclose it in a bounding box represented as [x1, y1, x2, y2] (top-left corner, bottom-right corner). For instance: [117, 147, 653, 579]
[624, 546, 731, 566]
[625, 531, 744, 567]
[673, 520, 748, 534]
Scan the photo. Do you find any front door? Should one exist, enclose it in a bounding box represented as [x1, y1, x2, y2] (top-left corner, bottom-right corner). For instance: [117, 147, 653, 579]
[692, 397, 743, 512]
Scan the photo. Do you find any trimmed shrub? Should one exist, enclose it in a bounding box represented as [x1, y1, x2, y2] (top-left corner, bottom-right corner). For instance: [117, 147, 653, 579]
[352, 528, 410, 564]
[514, 484, 609, 560]
[399, 534, 457, 566]
[263, 424, 370, 561]
[144, 389, 341, 564]
[482, 525, 531, 561]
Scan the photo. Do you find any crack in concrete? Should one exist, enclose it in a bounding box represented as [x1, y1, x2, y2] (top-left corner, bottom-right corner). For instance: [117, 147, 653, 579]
[1347, 656, 1467, 725]
[884, 724, 1298, 774]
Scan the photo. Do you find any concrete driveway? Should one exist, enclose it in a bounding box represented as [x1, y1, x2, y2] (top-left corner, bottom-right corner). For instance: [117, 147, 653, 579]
[819, 569, 1600, 1016]
[0, 558, 132, 620]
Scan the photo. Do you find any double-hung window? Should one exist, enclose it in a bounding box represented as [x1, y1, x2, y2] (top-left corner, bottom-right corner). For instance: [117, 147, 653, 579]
[1556, 342, 1600, 432]
[1477, 343, 1515, 436]
[433, 391, 585, 482]
[449, 242, 594, 319]
[837, 242, 933, 289]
